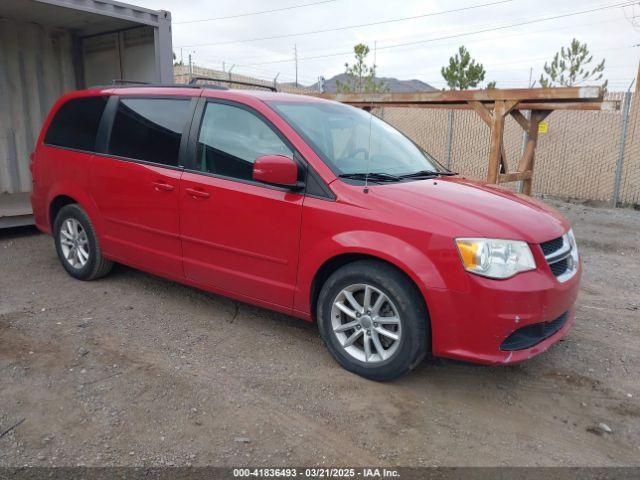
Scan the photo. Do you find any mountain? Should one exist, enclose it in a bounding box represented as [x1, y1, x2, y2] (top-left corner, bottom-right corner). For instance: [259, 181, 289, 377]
[308, 73, 437, 93]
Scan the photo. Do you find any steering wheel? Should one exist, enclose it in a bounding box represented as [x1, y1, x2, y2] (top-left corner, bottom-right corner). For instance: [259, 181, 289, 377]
[336, 148, 368, 164]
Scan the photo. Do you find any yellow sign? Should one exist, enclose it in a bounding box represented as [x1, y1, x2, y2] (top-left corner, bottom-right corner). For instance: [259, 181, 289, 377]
[538, 121, 549, 134]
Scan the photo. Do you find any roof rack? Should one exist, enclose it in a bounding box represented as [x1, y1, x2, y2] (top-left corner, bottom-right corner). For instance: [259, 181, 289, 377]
[91, 82, 203, 89]
[112, 79, 151, 85]
[188, 76, 277, 92]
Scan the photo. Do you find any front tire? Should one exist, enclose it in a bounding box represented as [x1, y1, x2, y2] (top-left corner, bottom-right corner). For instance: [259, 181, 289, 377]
[54, 204, 113, 281]
[317, 260, 429, 381]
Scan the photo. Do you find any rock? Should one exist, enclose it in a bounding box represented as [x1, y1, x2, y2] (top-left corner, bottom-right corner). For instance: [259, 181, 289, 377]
[598, 423, 612, 434]
[234, 437, 250, 444]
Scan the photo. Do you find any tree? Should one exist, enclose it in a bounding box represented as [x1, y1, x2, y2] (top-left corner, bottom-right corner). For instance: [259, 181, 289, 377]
[441, 46, 488, 90]
[539, 39, 607, 89]
[336, 43, 388, 94]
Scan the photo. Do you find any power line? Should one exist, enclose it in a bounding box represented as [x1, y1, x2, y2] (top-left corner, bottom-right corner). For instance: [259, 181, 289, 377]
[236, 1, 636, 67]
[211, 8, 622, 67]
[176, 0, 514, 48]
[174, 0, 338, 25]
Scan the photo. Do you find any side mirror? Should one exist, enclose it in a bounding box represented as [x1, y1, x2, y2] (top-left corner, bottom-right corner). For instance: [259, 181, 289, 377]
[253, 155, 298, 187]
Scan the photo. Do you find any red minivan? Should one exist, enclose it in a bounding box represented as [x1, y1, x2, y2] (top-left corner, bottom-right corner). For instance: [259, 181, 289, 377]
[30, 85, 581, 380]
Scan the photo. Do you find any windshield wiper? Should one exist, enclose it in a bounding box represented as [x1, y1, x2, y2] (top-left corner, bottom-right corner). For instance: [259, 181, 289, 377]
[338, 172, 401, 182]
[398, 170, 457, 179]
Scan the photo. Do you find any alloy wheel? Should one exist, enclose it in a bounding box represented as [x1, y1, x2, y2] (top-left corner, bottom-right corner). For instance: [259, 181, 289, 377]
[330, 283, 402, 364]
[59, 218, 90, 269]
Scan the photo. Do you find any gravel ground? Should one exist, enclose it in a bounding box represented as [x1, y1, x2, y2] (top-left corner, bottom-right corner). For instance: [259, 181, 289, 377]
[0, 198, 639, 467]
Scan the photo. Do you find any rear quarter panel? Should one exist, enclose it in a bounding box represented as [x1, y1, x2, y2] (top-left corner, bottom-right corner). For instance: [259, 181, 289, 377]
[31, 89, 113, 234]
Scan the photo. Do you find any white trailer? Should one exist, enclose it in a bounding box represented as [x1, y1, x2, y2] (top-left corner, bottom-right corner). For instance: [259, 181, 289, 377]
[0, 0, 173, 227]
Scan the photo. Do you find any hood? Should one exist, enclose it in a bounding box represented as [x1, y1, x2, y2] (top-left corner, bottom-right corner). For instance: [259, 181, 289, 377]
[370, 176, 569, 244]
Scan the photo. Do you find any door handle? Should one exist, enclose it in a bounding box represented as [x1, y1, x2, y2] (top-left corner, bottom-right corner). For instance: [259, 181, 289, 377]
[152, 181, 175, 192]
[185, 187, 211, 199]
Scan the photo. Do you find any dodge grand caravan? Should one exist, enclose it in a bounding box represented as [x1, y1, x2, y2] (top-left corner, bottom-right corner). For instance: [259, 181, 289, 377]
[30, 86, 581, 380]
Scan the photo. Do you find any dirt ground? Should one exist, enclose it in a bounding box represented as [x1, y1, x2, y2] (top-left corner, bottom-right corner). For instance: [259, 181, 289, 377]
[0, 198, 639, 467]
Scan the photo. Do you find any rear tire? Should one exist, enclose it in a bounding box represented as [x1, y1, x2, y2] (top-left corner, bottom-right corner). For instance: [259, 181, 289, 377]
[54, 204, 113, 281]
[317, 259, 429, 381]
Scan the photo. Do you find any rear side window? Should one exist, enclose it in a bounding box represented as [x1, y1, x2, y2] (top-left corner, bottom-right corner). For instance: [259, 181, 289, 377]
[108, 98, 191, 167]
[44, 96, 108, 151]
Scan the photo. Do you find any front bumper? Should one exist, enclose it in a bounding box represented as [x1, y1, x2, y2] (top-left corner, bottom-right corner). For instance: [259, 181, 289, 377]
[428, 261, 581, 365]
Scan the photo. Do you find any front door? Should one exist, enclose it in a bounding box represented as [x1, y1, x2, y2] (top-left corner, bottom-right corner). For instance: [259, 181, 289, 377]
[180, 100, 304, 308]
[90, 96, 193, 278]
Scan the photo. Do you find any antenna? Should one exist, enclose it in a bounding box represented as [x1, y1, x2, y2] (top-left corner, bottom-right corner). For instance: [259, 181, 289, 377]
[363, 104, 373, 194]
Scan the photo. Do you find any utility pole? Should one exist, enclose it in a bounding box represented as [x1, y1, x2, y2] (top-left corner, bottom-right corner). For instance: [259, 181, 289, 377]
[222, 61, 226, 73]
[374, 41, 377, 70]
[294, 44, 298, 86]
[188, 53, 192, 83]
[373, 40, 377, 84]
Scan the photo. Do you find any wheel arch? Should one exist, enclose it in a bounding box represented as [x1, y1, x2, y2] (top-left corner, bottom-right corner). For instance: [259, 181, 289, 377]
[46, 182, 104, 237]
[310, 252, 431, 339]
[49, 194, 78, 231]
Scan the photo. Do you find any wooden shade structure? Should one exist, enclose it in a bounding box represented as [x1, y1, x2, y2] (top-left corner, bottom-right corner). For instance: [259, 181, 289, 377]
[313, 87, 618, 195]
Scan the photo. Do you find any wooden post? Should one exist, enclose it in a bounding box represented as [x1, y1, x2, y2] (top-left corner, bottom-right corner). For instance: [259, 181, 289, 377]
[487, 101, 506, 183]
[520, 110, 551, 195]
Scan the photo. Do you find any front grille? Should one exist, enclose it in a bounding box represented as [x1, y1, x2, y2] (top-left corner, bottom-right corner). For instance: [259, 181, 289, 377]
[500, 311, 569, 351]
[549, 257, 569, 276]
[539, 233, 577, 282]
[540, 236, 563, 256]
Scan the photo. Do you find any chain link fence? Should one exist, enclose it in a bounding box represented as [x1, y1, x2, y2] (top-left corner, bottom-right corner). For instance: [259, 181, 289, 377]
[173, 64, 639, 208]
[379, 91, 639, 208]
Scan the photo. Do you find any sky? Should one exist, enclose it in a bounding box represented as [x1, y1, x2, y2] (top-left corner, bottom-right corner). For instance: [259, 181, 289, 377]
[132, 0, 640, 90]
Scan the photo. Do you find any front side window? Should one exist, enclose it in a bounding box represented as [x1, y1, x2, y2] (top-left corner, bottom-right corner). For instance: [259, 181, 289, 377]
[44, 96, 108, 152]
[197, 102, 292, 181]
[108, 98, 191, 166]
[267, 101, 444, 177]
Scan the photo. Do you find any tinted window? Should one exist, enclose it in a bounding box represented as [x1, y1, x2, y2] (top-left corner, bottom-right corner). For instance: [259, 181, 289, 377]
[44, 96, 108, 151]
[108, 98, 190, 166]
[197, 102, 292, 181]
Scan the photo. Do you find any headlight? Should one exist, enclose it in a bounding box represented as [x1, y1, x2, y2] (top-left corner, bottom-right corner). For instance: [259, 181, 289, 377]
[455, 238, 536, 279]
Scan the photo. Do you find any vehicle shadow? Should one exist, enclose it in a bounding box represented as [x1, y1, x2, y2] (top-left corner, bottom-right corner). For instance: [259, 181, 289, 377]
[0, 225, 41, 240]
[105, 262, 553, 387]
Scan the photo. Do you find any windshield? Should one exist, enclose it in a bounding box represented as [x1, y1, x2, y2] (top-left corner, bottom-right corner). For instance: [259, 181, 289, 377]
[267, 101, 444, 177]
